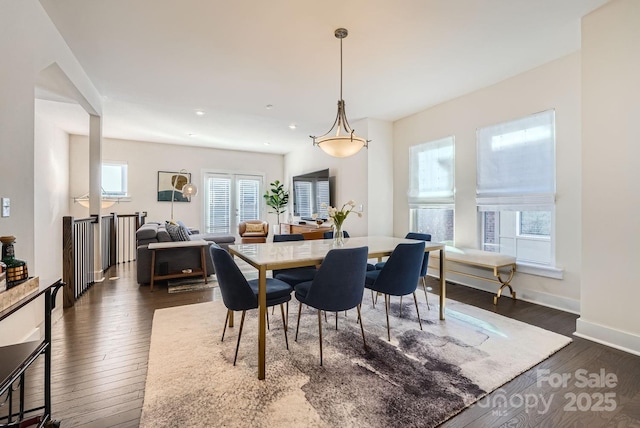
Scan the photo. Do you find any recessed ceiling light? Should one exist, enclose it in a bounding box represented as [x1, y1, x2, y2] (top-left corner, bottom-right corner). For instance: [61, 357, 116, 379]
[289, 124, 297, 130]
[266, 104, 273, 110]
[194, 110, 205, 116]
[188, 133, 196, 137]
[264, 142, 271, 146]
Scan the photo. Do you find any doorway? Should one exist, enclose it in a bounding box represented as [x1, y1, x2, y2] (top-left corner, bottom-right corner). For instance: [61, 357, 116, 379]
[203, 172, 264, 235]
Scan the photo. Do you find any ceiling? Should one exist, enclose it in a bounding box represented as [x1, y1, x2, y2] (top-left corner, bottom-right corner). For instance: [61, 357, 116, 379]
[37, 0, 608, 155]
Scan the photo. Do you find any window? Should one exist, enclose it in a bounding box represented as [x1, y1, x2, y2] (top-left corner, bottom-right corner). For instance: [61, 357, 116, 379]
[102, 162, 128, 196]
[477, 110, 555, 266]
[408, 136, 455, 243]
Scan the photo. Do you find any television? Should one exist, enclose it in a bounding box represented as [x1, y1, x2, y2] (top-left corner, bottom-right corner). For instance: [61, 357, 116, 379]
[292, 168, 333, 220]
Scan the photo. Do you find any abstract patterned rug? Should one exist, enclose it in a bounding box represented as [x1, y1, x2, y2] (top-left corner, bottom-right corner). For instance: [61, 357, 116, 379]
[167, 277, 218, 293]
[140, 294, 571, 427]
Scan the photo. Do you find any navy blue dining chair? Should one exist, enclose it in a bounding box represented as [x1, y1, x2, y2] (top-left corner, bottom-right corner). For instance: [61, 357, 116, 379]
[272, 234, 318, 286]
[323, 230, 376, 271]
[210, 244, 293, 365]
[376, 232, 432, 308]
[365, 241, 425, 341]
[294, 246, 369, 366]
[322, 230, 350, 239]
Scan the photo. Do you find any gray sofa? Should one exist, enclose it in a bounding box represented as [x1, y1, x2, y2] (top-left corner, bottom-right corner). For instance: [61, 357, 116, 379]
[136, 222, 235, 285]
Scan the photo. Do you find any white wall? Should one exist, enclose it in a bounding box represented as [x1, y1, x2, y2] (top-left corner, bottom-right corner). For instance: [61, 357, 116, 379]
[34, 100, 72, 281]
[0, 0, 100, 273]
[577, 0, 640, 355]
[393, 53, 583, 313]
[284, 119, 369, 237]
[367, 119, 394, 236]
[0, 1, 99, 344]
[69, 136, 285, 231]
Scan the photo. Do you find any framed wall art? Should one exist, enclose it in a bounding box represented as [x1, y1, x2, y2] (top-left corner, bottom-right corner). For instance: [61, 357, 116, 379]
[157, 171, 191, 202]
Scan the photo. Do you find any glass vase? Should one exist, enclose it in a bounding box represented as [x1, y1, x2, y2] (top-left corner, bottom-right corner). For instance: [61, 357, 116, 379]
[333, 223, 345, 247]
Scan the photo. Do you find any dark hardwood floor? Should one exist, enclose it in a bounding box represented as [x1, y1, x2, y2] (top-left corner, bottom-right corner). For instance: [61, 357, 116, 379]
[13, 263, 640, 427]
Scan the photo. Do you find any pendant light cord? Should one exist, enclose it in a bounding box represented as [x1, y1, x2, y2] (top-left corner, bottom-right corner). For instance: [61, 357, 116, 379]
[340, 36, 343, 101]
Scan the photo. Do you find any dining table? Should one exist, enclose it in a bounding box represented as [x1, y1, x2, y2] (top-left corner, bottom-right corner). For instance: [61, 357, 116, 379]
[228, 235, 446, 380]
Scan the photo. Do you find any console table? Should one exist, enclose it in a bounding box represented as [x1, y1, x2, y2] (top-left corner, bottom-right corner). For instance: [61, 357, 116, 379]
[279, 223, 332, 240]
[0, 278, 63, 427]
[148, 240, 208, 291]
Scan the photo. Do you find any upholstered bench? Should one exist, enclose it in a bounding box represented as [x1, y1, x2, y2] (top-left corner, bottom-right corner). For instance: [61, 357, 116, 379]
[430, 246, 517, 305]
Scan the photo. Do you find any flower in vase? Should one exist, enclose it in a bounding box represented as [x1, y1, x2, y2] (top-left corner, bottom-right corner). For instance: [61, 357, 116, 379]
[322, 201, 362, 230]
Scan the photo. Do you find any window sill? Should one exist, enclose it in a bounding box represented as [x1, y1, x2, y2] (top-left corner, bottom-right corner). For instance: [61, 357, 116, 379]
[516, 262, 563, 279]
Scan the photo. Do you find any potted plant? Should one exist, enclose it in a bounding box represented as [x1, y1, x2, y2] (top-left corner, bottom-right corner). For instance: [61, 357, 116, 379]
[263, 180, 289, 226]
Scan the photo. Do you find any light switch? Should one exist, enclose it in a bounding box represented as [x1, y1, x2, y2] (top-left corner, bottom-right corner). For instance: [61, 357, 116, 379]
[1, 198, 9, 217]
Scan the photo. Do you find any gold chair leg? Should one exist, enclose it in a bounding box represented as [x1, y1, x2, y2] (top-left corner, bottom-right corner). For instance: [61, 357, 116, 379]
[422, 276, 431, 310]
[233, 310, 246, 366]
[356, 304, 367, 350]
[413, 292, 423, 330]
[371, 290, 376, 307]
[280, 303, 289, 350]
[295, 301, 303, 341]
[266, 309, 270, 331]
[384, 294, 391, 341]
[222, 309, 230, 342]
[317, 309, 324, 366]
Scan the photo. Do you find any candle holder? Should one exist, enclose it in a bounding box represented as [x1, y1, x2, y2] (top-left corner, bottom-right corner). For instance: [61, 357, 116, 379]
[1, 236, 29, 288]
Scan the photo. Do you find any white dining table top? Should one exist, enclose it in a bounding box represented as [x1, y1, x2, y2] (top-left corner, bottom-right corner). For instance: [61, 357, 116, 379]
[229, 236, 445, 270]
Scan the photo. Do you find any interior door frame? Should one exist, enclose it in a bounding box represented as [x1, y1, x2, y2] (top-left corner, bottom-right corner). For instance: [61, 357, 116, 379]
[202, 169, 265, 235]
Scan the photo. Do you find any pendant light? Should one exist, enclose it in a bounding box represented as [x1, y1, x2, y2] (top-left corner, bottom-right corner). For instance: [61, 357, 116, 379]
[311, 28, 369, 157]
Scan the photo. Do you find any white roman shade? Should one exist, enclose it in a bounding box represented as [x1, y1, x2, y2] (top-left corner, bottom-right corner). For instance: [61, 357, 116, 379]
[408, 136, 455, 204]
[476, 110, 555, 208]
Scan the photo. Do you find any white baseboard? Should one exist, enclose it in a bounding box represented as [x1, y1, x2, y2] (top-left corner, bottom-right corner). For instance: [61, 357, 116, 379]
[22, 327, 41, 342]
[575, 318, 640, 357]
[428, 271, 581, 314]
[94, 270, 105, 282]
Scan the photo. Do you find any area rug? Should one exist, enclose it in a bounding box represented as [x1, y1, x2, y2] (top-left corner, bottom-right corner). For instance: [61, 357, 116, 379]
[140, 294, 571, 427]
[167, 277, 218, 293]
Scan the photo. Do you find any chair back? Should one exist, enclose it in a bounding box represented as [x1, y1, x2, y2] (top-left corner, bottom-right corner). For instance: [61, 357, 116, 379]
[372, 242, 425, 296]
[239, 220, 268, 236]
[303, 246, 368, 312]
[273, 234, 305, 242]
[405, 232, 431, 277]
[322, 230, 350, 239]
[272, 234, 307, 277]
[209, 245, 257, 311]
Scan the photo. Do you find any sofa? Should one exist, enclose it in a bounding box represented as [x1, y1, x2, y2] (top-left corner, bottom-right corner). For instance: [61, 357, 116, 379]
[136, 222, 235, 285]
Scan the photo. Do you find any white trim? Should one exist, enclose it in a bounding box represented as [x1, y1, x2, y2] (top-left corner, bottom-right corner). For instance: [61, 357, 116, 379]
[575, 318, 640, 357]
[476, 193, 555, 208]
[516, 262, 564, 279]
[427, 270, 580, 314]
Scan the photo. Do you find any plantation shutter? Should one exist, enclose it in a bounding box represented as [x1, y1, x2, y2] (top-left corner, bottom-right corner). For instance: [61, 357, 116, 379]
[237, 177, 261, 222]
[294, 181, 312, 218]
[206, 176, 231, 234]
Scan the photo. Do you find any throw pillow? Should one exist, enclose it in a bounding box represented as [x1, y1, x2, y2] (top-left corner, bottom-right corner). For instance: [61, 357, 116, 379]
[166, 222, 190, 241]
[176, 220, 191, 235]
[245, 223, 265, 233]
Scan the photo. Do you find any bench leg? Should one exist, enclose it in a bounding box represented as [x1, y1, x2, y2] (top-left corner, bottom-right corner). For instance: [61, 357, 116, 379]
[493, 266, 516, 305]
